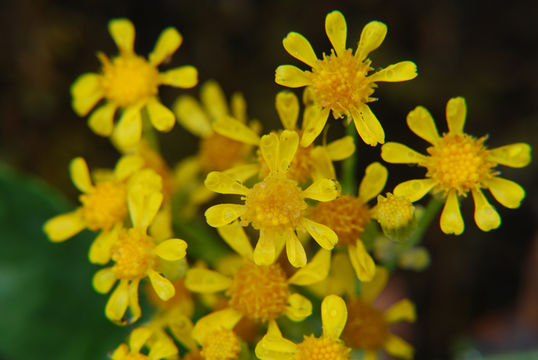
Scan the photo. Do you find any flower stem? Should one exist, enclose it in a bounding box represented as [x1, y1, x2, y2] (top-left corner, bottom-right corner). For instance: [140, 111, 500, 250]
[407, 195, 444, 247]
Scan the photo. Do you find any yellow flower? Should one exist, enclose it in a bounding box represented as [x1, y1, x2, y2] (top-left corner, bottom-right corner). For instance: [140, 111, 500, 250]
[71, 18, 198, 149]
[255, 295, 351, 360]
[381, 97, 531, 235]
[275, 10, 417, 146]
[213, 90, 356, 183]
[92, 176, 188, 324]
[204, 130, 339, 267]
[372, 193, 416, 241]
[43, 156, 145, 264]
[110, 326, 177, 360]
[309, 162, 388, 281]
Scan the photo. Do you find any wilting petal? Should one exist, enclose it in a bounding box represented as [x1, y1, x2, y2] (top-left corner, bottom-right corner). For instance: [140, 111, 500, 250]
[485, 177, 525, 209]
[488, 143, 531, 168]
[159, 66, 198, 88]
[440, 191, 464, 235]
[356, 21, 387, 61]
[276, 91, 299, 130]
[275, 65, 312, 88]
[108, 18, 135, 54]
[325, 10, 347, 56]
[283, 32, 318, 67]
[205, 204, 245, 227]
[321, 294, 347, 339]
[146, 97, 175, 132]
[394, 179, 437, 202]
[185, 268, 232, 293]
[406, 106, 440, 145]
[445, 97, 466, 134]
[381, 142, 425, 164]
[471, 188, 501, 232]
[149, 27, 182, 65]
[359, 162, 388, 203]
[368, 61, 417, 82]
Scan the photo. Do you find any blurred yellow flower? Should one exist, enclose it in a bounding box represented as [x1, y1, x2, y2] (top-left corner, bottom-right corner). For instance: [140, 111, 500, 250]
[110, 326, 177, 360]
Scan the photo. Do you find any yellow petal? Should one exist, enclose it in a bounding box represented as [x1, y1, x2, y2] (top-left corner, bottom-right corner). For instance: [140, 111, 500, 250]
[149, 27, 182, 65]
[276, 91, 299, 130]
[301, 217, 337, 249]
[253, 229, 277, 266]
[88, 226, 119, 264]
[223, 163, 259, 182]
[356, 21, 387, 61]
[359, 162, 388, 203]
[154, 238, 187, 261]
[351, 105, 385, 146]
[128, 189, 163, 230]
[69, 157, 93, 193]
[301, 105, 329, 147]
[384, 299, 416, 324]
[303, 178, 338, 201]
[360, 266, 389, 303]
[105, 279, 129, 321]
[88, 102, 117, 136]
[321, 294, 347, 339]
[348, 241, 376, 282]
[146, 97, 175, 132]
[148, 269, 175, 301]
[488, 143, 531, 168]
[147, 337, 178, 359]
[279, 130, 300, 173]
[114, 155, 144, 181]
[255, 326, 297, 360]
[471, 188, 501, 232]
[213, 116, 260, 145]
[92, 267, 117, 294]
[231, 92, 247, 123]
[71, 73, 104, 116]
[168, 315, 197, 351]
[381, 142, 426, 164]
[128, 279, 141, 324]
[485, 177, 525, 209]
[286, 231, 307, 268]
[406, 106, 440, 145]
[192, 308, 242, 344]
[325, 10, 347, 56]
[205, 204, 245, 227]
[275, 65, 312, 88]
[393, 178, 437, 202]
[159, 66, 198, 88]
[113, 106, 142, 149]
[310, 147, 335, 180]
[204, 171, 250, 195]
[326, 136, 355, 160]
[185, 268, 232, 293]
[43, 210, 86, 242]
[108, 18, 135, 54]
[440, 191, 464, 235]
[384, 335, 414, 360]
[201, 80, 229, 121]
[217, 222, 253, 259]
[285, 293, 312, 321]
[445, 97, 466, 134]
[260, 132, 280, 173]
[129, 326, 152, 353]
[110, 343, 129, 359]
[288, 249, 331, 286]
[283, 32, 318, 67]
[368, 61, 417, 82]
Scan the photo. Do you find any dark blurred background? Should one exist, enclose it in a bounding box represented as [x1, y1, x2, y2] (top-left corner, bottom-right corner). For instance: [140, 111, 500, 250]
[0, 0, 536, 359]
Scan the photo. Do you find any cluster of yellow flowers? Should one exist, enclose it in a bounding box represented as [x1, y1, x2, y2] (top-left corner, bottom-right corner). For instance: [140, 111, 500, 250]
[44, 11, 531, 360]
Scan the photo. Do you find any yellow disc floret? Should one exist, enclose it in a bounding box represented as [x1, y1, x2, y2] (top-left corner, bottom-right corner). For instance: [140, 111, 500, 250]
[242, 174, 306, 231]
[99, 53, 160, 107]
[373, 193, 414, 230]
[294, 335, 351, 360]
[200, 329, 241, 360]
[111, 229, 155, 280]
[227, 261, 290, 322]
[342, 299, 389, 351]
[80, 181, 127, 231]
[200, 133, 246, 172]
[309, 49, 374, 119]
[424, 133, 495, 195]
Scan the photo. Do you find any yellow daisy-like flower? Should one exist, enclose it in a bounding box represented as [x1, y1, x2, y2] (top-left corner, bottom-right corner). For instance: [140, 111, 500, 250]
[110, 326, 178, 360]
[381, 97, 531, 235]
[92, 176, 188, 324]
[43, 156, 145, 264]
[275, 10, 417, 146]
[255, 295, 351, 360]
[213, 90, 355, 183]
[204, 130, 339, 268]
[71, 18, 198, 149]
[309, 162, 388, 281]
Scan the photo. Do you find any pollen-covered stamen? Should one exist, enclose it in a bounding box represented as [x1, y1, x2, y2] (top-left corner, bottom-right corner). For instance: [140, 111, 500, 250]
[294, 335, 351, 360]
[373, 193, 414, 230]
[342, 299, 389, 351]
[309, 49, 374, 119]
[200, 133, 246, 172]
[111, 229, 155, 280]
[424, 133, 495, 195]
[80, 181, 127, 231]
[200, 328, 241, 360]
[242, 174, 306, 230]
[227, 261, 290, 322]
[99, 53, 160, 107]
[310, 195, 370, 246]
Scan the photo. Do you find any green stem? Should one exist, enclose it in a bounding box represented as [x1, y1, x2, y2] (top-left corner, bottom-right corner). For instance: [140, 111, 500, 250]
[341, 120, 358, 195]
[407, 195, 444, 247]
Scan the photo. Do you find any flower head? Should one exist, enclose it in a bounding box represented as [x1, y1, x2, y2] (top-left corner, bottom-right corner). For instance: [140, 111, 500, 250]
[275, 11, 417, 146]
[71, 18, 198, 149]
[381, 97, 531, 234]
[111, 326, 177, 360]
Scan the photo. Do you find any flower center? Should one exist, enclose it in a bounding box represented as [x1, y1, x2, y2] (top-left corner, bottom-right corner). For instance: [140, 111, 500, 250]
[100, 53, 159, 107]
[342, 299, 389, 351]
[80, 181, 127, 231]
[242, 174, 306, 231]
[200, 133, 246, 172]
[310, 195, 370, 246]
[309, 49, 374, 119]
[111, 229, 155, 280]
[200, 329, 241, 360]
[373, 193, 414, 230]
[227, 261, 290, 322]
[294, 335, 351, 360]
[424, 133, 495, 195]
